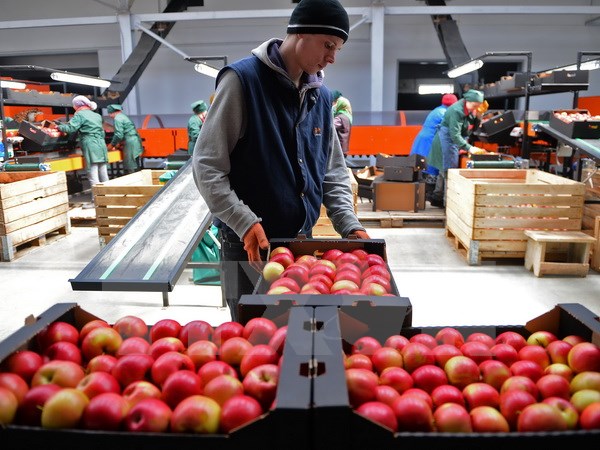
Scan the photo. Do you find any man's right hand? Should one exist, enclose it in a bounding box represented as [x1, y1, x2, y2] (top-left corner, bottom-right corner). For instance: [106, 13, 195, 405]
[243, 223, 269, 271]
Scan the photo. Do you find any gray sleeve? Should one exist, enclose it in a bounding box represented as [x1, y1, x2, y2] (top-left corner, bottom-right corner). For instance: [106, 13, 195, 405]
[192, 69, 260, 240]
[322, 117, 365, 237]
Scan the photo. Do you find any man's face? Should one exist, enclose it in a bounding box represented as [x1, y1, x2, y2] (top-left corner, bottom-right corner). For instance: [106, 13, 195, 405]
[295, 34, 344, 75]
[466, 101, 482, 113]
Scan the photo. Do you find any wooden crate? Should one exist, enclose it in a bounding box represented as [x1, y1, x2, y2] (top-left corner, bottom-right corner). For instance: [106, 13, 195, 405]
[0, 171, 70, 261]
[446, 169, 585, 265]
[582, 170, 600, 232]
[93, 170, 169, 245]
[592, 216, 600, 273]
[312, 169, 358, 238]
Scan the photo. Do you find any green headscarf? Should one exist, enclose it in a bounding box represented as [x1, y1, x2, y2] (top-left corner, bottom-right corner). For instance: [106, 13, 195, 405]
[333, 96, 353, 124]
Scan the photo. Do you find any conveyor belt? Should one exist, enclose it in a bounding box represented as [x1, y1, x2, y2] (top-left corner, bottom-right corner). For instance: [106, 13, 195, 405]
[535, 123, 600, 163]
[69, 159, 212, 305]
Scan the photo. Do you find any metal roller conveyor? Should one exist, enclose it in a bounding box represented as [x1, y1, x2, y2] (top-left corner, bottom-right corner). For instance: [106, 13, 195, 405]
[535, 123, 600, 163]
[69, 159, 213, 306]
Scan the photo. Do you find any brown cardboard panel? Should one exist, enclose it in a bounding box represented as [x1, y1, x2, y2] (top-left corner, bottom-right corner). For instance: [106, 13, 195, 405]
[373, 178, 425, 212]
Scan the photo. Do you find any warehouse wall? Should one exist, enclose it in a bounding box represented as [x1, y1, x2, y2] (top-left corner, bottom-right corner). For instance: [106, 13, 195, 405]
[0, 0, 599, 119]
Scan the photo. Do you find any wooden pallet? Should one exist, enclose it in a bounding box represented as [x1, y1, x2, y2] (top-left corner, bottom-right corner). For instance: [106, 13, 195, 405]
[446, 227, 525, 266]
[1, 222, 70, 262]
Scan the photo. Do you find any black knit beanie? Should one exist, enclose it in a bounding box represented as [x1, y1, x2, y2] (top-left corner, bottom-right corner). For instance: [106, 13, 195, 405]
[287, 0, 350, 43]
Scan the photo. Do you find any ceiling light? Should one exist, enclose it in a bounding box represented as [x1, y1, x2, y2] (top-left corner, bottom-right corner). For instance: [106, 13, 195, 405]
[447, 59, 484, 78]
[418, 84, 455, 95]
[194, 63, 220, 78]
[0, 80, 27, 89]
[50, 71, 111, 88]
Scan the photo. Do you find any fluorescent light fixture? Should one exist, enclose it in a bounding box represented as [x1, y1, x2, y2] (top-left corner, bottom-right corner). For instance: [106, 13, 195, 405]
[447, 59, 484, 78]
[418, 84, 455, 95]
[194, 63, 219, 78]
[0, 80, 27, 89]
[50, 71, 111, 88]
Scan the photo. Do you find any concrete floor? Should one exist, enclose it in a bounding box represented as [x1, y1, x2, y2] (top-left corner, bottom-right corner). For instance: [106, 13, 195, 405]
[0, 222, 599, 342]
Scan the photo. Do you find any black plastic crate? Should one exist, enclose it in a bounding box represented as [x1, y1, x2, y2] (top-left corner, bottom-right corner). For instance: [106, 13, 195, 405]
[496, 73, 529, 92]
[549, 110, 600, 139]
[383, 165, 421, 182]
[376, 154, 427, 171]
[480, 111, 517, 136]
[533, 70, 589, 92]
[18, 120, 76, 152]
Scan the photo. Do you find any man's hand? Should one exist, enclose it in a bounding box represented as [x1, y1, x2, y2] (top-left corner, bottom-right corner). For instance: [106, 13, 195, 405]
[349, 230, 370, 239]
[107, 144, 114, 151]
[243, 223, 269, 271]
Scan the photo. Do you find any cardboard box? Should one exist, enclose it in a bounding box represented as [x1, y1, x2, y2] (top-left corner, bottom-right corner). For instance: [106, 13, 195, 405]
[372, 177, 426, 212]
[311, 303, 600, 449]
[549, 109, 600, 139]
[0, 303, 314, 450]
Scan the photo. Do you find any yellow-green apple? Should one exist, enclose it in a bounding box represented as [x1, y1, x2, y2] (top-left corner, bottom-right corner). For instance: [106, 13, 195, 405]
[36, 321, 79, 352]
[2, 350, 44, 384]
[401, 342, 435, 373]
[331, 279, 359, 294]
[466, 332, 495, 348]
[517, 344, 550, 369]
[352, 335, 382, 357]
[124, 397, 172, 432]
[219, 394, 263, 433]
[281, 264, 310, 287]
[489, 343, 519, 367]
[579, 402, 600, 430]
[345, 368, 379, 407]
[374, 385, 401, 407]
[384, 335, 410, 352]
[0, 386, 18, 426]
[462, 382, 500, 410]
[198, 360, 238, 387]
[570, 371, 600, 393]
[80, 326, 123, 361]
[544, 363, 574, 381]
[86, 354, 118, 374]
[510, 360, 544, 381]
[15, 383, 61, 426]
[361, 275, 391, 293]
[360, 282, 388, 296]
[170, 394, 221, 434]
[500, 375, 539, 398]
[479, 359, 511, 391]
[44, 341, 82, 365]
[366, 253, 386, 267]
[356, 400, 398, 432]
[116, 336, 151, 357]
[321, 248, 344, 262]
[371, 346, 403, 374]
[219, 336, 253, 368]
[495, 331, 527, 351]
[435, 327, 465, 348]
[433, 402, 472, 432]
[266, 286, 293, 295]
[345, 353, 373, 371]
[410, 364, 448, 394]
[0, 372, 29, 404]
[242, 363, 279, 409]
[122, 380, 162, 407]
[149, 318, 182, 343]
[469, 405, 510, 432]
[499, 389, 537, 429]
[391, 395, 434, 431]
[443, 355, 480, 390]
[82, 392, 130, 430]
[151, 351, 195, 387]
[212, 321, 244, 347]
[148, 336, 185, 360]
[161, 370, 203, 409]
[267, 325, 287, 355]
[179, 319, 214, 347]
[111, 353, 154, 389]
[202, 373, 244, 406]
[517, 402, 567, 431]
[186, 339, 218, 370]
[567, 342, 600, 373]
[526, 330, 558, 348]
[295, 254, 317, 269]
[112, 315, 148, 339]
[570, 388, 600, 413]
[459, 341, 492, 365]
[536, 373, 571, 399]
[270, 277, 301, 293]
[379, 366, 413, 394]
[431, 384, 465, 409]
[76, 371, 121, 399]
[546, 339, 573, 365]
[562, 335, 586, 346]
[31, 360, 85, 388]
[542, 396, 579, 429]
[239, 344, 279, 377]
[79, 319, 110, 344]
[41, 387, 89, 429]
[432, 344, 463, 368]
[262, 261, 285, 284]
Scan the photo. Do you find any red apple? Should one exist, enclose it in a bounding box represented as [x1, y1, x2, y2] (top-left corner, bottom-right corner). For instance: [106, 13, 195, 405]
[374, 385, 401, 407]
[384, 335, 409, 352]
[409, 333, 437, 350]
[203, 373, 244, 406]
[122, 380, 162, 407]
[308, 274, 333, 290]
[116, 336, 151, 357]
[242, 363, 279, 409]
[580, 402, 600, 430]
[269, 252, 294, 269]
[148, 336, 185, 360]
[536, 373, 571, 399]
[379, 366, 413, 394]
[433, 402, 472, 432]
[462, 382, 500, 410]
[36, 321, 79, 352]
[432, 344, 463, 369]
[526, 330, 558, 348]
[499, 389, 537, 429]
[295, 254, 318, 269]
[124, 398, 172, 432]
[112, 315, 148, 339]
[444, 355, 480, 390]
[219, 336, 253, 368]
[563, 335, 586, 346]
[186, 339, 219, 370]
[239, 344, 279, 377]
[213, 321, 244, 347]
[544, 363, 574, 382]
[86, 354, 118, 374]
[80, 326, 123, 361]
[161, 369, 203, 409]
[568, 342, 600, 373]
[518, 344, 550, 369]
[40, 387, 89, 429]
[469, 405, 510, 432]
[15, 383, 61, 426]
[2, 350, 44, 384]
[268, 325, 288, 355]
[352, 336, 382, 357]
[219, 394, 263, 433]
[431, 384, 465, 409]
[356, 400, 398, 431]
[179, 320, 214, 347]
[361, 275, 391, 294]
[281, 264, 309, 287]
[401, 342, 435, 373]
[111, 353, 154, 389]
[345, 353, 373, 371]
[301, 280, 330, 294]
[243, 318, 278, 346]
[371, 346, 403, 374]
[267, 286, 292, 295]
[517, 402, 567, 431]
[0, 372, 29, 404]
[79, 319, 110, 344]
[76, 371, 121, 399]
[459, 341, 492, 365]
[198, 360, 238, 387]
[149, 319, 182, 343]
[543, 396, 579, 429]
[479, 359, 510, 391]
[366, 253, 386, 267]
[43, 341, 82, 365]
[489, 343, 519, 367]
[31, 360, 86, 388]
[345, 368, 379, 407]
[170, 394, 221, 434]
[151, 351, 195, 387]
[321, 248, 344, 262]
[435, 327, 465, 348]
[82, 392, 130, 430]
[546, 339, 573, 365]
[308, 261, 336, 281]
[411, 364, 448, 394]
[510, 359, 544, 381]
[495, 331, 527, 351]
[270, 277, 301, 293]
[391, 395, 434, 431]
[362, 264, 391, 281]
[500, 375, 539, 398]
[269, 246, 294, 261]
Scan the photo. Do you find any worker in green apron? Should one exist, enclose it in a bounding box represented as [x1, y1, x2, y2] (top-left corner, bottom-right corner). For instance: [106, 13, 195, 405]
[187, 100, 208, 154]
[106, 104, 143, 173]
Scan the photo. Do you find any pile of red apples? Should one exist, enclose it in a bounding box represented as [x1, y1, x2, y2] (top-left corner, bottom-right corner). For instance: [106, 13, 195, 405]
[554, 111, 600, 123]
[344, 328, 600, 433]
[263, 246, 394, 296]
[0, 315, 287, 434]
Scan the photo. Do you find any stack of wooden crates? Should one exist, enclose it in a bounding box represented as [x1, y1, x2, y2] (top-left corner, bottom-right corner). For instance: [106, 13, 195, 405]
[582, 169, 600, 272]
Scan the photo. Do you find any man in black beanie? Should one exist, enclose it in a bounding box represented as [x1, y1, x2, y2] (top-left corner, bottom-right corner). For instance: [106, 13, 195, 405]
[193, 0, 369, 321]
